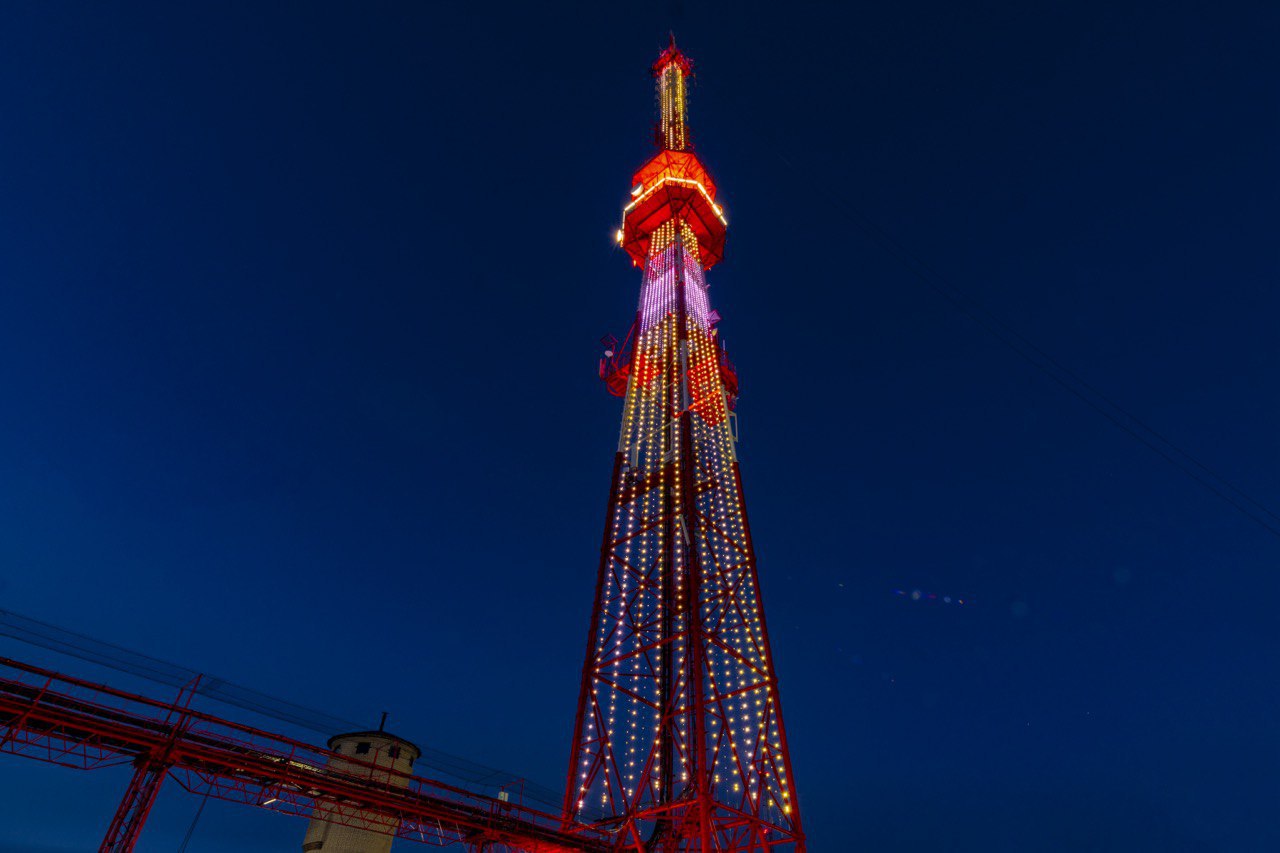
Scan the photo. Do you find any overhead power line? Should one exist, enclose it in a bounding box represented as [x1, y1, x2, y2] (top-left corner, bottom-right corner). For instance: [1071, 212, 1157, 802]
[176, 790, 210, 853]
[0, 608, 566, 813]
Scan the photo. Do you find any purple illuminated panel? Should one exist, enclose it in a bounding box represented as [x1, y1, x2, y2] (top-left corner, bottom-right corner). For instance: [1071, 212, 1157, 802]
[638, 234, 711, 331]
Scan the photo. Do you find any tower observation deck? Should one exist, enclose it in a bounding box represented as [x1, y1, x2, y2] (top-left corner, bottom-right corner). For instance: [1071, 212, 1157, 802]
[565, 40, 805, 853]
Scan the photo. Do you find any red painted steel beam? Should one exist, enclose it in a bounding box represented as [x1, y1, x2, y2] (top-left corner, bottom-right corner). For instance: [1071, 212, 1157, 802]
[100, 758, 168, 852]
[0, 657, 610, 853]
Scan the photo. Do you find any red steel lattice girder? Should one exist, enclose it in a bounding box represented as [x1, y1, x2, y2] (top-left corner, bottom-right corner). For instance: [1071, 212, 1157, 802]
[0, 656, 609, 853]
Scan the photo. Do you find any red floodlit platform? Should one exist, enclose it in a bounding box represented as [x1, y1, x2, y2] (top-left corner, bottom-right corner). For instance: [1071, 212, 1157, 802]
[598, 323, 637, 398]
[619, 150, 727, 270]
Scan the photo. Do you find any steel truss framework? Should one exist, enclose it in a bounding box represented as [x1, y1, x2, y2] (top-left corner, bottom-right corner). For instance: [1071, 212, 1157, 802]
[563, 41, 805, 853]
[0, 656, 610, 853]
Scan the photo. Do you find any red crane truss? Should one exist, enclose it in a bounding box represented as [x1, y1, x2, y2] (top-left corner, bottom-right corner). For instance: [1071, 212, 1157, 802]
[565, 41, 805, 852]
[0, 655, 610, 853]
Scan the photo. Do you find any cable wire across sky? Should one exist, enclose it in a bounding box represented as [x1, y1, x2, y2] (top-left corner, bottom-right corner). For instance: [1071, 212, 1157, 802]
[0, 608, 567, 813]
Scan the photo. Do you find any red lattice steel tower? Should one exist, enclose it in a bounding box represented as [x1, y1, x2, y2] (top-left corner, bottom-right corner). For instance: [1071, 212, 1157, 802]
[565, 40, 805, 853]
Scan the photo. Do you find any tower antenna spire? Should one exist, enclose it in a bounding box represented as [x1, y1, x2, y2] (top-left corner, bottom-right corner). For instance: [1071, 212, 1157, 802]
[652, 35, 694, 150]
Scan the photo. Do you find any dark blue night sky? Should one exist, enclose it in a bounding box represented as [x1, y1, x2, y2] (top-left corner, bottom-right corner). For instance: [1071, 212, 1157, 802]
[2, 2, 1278, 851]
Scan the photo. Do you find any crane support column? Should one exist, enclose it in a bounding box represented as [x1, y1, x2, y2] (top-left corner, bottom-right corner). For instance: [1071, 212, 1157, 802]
[101, 757, 169, 852]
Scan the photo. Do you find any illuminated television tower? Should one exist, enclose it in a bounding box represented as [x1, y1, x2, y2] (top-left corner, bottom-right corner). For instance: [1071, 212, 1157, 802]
[564, 39, 805, 852]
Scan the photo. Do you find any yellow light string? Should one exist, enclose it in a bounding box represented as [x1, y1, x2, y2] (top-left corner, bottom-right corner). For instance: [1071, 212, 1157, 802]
[578, 202, 796, 834]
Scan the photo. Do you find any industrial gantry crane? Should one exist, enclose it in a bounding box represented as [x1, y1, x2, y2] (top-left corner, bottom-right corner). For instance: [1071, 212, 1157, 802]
[0, 652, 609, 852]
